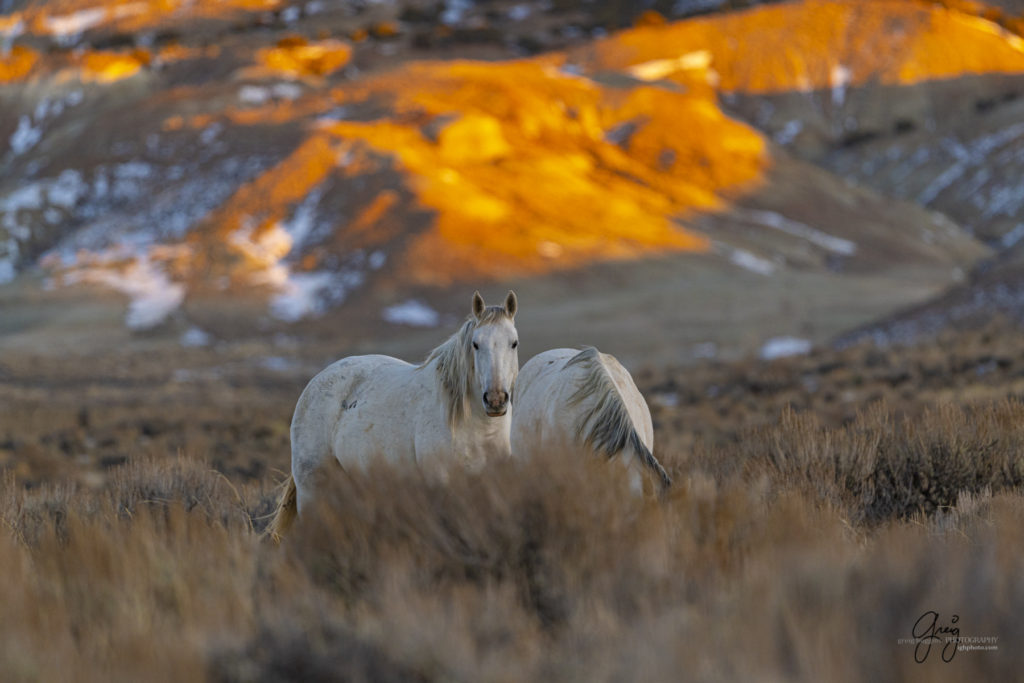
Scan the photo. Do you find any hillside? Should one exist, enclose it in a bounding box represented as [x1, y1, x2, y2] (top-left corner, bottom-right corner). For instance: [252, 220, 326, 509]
[574, 0, 1024, 247]
[5, 0, 1021, 362]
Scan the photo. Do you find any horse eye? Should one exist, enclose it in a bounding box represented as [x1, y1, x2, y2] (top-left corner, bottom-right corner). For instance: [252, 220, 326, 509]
[512, 340, 518, 349]
[472, 342, 479, 350]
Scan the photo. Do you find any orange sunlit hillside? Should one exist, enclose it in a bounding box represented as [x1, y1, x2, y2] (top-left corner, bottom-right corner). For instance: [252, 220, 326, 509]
[77, 48, 150, 82]
[254, 37, 352, 80]
[0, 46, 152, 84]
[13, 0, 281, 37]
[582, 0, 1024, 93]
[172, 57, 762, 288]
[0, 46, 39, 83]
[315, 59, 764, 283]
[0, 42, 221, 86]
[8, 0, 1017, 313]
[184, 133, 350, 285]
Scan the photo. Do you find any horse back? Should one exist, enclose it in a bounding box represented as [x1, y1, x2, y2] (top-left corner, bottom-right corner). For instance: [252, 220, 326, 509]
[291, 354, 425, 471]
[513, 348, 653, 455]
[512, 348, 591, 457]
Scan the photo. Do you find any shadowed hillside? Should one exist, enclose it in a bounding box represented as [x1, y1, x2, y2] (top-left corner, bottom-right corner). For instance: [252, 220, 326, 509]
[4, 0, 1019, 360]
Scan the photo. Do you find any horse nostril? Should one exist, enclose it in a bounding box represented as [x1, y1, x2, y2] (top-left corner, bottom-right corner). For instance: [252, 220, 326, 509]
[485, 391, 509, 408]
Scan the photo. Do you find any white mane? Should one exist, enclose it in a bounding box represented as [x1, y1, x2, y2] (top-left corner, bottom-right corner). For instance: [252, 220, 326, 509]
[565, 347, 672, 490]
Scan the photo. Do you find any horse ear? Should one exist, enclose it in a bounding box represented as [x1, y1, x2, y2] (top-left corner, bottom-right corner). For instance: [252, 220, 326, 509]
[504, 290, 517, 319]
[472, 291, 485, 319]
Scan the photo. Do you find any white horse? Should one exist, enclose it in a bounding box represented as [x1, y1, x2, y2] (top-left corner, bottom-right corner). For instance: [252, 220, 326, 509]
[266, 290, 519, 541]
[511, 347, 671, 494]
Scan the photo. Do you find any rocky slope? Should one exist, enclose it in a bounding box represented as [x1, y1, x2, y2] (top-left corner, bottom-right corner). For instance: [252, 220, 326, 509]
[1, 0, 1021, 360]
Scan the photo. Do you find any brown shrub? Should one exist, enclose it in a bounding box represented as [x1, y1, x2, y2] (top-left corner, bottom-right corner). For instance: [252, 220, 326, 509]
[744, 400, 1024, 525]
[1, 399, 1023, 681]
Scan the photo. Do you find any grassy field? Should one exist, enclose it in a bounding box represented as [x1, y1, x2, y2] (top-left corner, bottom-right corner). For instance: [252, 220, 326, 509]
[2, 325, 1024, 681]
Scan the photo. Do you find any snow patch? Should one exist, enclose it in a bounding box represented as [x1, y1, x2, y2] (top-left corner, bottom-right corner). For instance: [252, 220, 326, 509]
[229, 222, 292, 288]
[62, 255, 185, 329]
[627, 51, 712, 81]
[917, 162, 967, 205]
[115, 162, 154, 180]
[238, 83, 302, 105]
[180, 326, 211, 347]
[830, 64, 851, 106]
[508, 5, 531, 20]
[225, 185, 368, 322]
[270, 271, 332, 321]
[1000, 223, 1024, 249]
[383, 300, 440, 327]
[48, 169, 87, 208]
[651, 392, 679, 408]
[0, 171, 88, 265]
[45, 8, 106, 38]
[441, 0, 472, 25]
[1, 18, 24, 54]
[10, 115, 42, 156]
[280, 188, 322, 250]
[269, 269, 364, 322]
[0, 256, 14, 284]
[740, 209, 857, 255]
[109, 162, 155, 201]
[730, 249, 776, 276]
[259, 356, 298, 372]
[1, 182, 45, 217]
[199, 122, 223, 146]
[774, 119, 803, 145]
[273, 82, 303, 100]
[239, 86, 270, 105]
[760, 336, 812, 360]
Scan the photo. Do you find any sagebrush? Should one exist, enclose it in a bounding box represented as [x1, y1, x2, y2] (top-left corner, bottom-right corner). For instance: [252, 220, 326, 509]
[2, 400, 1022, 682]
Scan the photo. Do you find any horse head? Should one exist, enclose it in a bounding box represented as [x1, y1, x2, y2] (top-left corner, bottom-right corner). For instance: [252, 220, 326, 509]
[469, 290, 518, 417]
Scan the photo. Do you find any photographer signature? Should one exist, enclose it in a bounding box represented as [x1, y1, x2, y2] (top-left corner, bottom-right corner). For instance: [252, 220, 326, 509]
[912, 611, 960, 663]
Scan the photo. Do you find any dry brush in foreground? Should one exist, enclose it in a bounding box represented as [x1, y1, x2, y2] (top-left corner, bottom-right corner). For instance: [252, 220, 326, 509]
[2, 400, 1024, 682]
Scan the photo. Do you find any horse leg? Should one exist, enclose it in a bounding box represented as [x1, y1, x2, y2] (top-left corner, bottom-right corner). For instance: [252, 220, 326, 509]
[291, 428, 335, 516]
[263, 381, 339, 541]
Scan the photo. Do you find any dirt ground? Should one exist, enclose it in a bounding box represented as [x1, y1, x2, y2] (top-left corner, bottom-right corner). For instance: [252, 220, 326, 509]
[5, 259, 1024, 490]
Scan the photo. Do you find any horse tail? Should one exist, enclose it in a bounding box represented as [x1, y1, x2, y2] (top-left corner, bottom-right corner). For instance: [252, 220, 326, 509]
[626, 426, 673, 493]
[565, 347, 672, 492]
[263, 473, 298, 543]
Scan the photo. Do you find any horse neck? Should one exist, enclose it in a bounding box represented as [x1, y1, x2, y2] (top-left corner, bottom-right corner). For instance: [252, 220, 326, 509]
[424, 337, 477, 429]
[455, 382, 511, 460]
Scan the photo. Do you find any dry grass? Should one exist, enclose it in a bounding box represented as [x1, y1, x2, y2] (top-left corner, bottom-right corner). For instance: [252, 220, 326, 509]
[8, 320, 1024, 490]
[2, 398, 1023, 682]
[642, 319, 1024, 453]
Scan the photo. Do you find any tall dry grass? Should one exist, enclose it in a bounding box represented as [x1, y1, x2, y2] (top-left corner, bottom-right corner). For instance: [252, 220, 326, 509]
[2, 400, 1023, 682]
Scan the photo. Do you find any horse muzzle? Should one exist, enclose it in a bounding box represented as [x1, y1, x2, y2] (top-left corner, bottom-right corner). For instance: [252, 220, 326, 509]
[483, 390, 509, 417]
